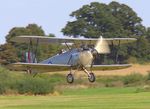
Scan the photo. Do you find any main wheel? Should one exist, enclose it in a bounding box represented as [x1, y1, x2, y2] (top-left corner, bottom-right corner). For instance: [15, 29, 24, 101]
[66, 74, 74, 83]
[88, 72, 95, 82]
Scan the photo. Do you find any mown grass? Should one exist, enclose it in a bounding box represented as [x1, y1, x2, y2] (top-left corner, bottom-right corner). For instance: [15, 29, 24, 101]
[1, 87, 150, 109]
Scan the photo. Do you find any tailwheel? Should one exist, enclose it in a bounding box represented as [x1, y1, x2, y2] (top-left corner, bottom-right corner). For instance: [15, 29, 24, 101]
[66, 73, 74, 83]
[88, 72, 95, 83]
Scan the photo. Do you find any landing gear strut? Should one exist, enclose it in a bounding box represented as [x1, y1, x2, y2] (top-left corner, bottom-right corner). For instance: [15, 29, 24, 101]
[83, 67, 95, 83]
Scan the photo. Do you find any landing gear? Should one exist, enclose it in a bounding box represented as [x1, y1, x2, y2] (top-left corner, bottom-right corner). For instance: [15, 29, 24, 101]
[26, 67, 32, 74]
[88, 72, 95, 82]
[66, 67, 96, 83]
[66, 73, 74, 83]
[82, 67, 96, 83]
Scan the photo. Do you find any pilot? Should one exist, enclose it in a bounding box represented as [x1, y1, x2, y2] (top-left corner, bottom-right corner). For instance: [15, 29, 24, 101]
[82, 45, 89, 51]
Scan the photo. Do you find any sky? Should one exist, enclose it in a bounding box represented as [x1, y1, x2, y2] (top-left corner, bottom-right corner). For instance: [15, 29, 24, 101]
[0, 0, 150, 44]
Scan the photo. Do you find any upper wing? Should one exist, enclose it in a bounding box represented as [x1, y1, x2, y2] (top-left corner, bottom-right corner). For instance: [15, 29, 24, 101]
[8, 63, 70, 72]
[91, 64, 131, 71]
[10, 35, 137, 45]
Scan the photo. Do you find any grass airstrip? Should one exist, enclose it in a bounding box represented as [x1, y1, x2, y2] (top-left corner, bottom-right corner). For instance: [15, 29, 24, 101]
[1, 87, 150, 109]
[0, 64, 150, 109]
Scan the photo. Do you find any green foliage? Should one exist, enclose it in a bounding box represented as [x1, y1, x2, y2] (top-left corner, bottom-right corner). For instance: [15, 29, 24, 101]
[48, 33, 56, 37]
[122, 73, 143, 85]
[146, 71, 150, 81]
[16, 76, 54, 95]
[0, 67, 13, 94]
[62, 1, 150, 63]
[62, 1, 144, 38]
[1, 2, 149, 64]
[127, 56, 138, 64]
[0, 24, 46, 65]
[2, 65, 150, 95]
[0, 66, 66, 95]
[0, 43, 19, 65]
[146, 27, 150, 41]
[0, 23, 60, 64]
[127, 36, 150, 63]
[38, 44, 62, 61]
[6, 24, 45, 42]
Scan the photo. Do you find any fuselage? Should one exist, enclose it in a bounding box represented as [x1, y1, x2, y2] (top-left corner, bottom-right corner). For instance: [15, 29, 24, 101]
[40, 49, 94, 67]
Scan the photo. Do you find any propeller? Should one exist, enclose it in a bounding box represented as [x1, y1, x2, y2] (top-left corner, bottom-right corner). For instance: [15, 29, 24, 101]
[94, 36, 110, 54]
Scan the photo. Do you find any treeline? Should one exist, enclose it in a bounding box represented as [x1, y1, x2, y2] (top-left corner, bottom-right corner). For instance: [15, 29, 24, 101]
[0, 1, 150, 65]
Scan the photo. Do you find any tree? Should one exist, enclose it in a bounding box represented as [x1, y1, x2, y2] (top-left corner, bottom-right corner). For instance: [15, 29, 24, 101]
[5, 24, 46, 62]
[62, 1, 149, 63]
[6, 27, 29, 42]
[48, 33, 56, 37]
[109, 1, 145, 37]
[6, 24, 45, 42]
[62, 1, 145, 38]
[2, 24, 61, 64]
[26, 24, 45, 36]
[146, 27, 150, 41]
[0, 43, 19, 65]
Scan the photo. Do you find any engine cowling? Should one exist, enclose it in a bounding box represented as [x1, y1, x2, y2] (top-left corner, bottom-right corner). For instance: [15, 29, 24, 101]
[79, 50, 93, 67]
[70, 50, 94, 67]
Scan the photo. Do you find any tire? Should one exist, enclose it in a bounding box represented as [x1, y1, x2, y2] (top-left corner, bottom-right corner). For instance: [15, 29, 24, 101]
[66, 74, 74, 83]
[88, 72, 95, 82]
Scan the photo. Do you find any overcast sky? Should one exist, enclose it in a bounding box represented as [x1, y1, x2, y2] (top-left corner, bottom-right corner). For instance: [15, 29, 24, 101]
[0, 0, 150, 44]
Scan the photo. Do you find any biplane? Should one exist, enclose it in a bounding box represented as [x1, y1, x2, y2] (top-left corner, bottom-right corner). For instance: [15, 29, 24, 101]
[9, 36, 136, 83]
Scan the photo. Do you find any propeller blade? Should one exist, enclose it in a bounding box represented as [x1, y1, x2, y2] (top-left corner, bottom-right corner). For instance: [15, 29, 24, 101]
[94, 36, 110, 54]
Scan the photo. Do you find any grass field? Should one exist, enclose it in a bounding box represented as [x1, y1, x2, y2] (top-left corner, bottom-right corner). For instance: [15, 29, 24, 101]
[1, 87, 150, 109]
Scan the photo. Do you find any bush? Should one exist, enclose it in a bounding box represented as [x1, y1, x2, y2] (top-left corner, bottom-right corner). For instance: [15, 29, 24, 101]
[0, 66, 11, 94]
[16, 76, 54, 95]
[127, 56, 137, 64]
[0, 66, 55, 95]
[0, 82, 6, 94]
[122, 73, 143, 85]
[146, 71, 150, 81]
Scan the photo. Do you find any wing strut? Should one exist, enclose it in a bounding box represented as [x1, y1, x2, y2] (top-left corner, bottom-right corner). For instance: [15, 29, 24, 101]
[27, 38, 39, 63]
[110, 40, 121, 64]
[65, 42, 71, 50]
[33, 38, 39, 63]
[115, 40, 121, 64]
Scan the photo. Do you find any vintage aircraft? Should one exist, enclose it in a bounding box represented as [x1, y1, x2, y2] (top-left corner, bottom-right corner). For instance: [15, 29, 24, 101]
[9, 36, 136, 83]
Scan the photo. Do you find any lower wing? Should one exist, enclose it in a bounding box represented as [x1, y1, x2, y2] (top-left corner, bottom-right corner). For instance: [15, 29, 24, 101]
[91, 64, 131, 71]
[8, 63, 131, 72]
[8, 63, 70, 72]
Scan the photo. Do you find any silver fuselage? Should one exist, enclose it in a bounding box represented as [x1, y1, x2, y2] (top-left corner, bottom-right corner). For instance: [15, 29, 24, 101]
[40, 49, 93, 67]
